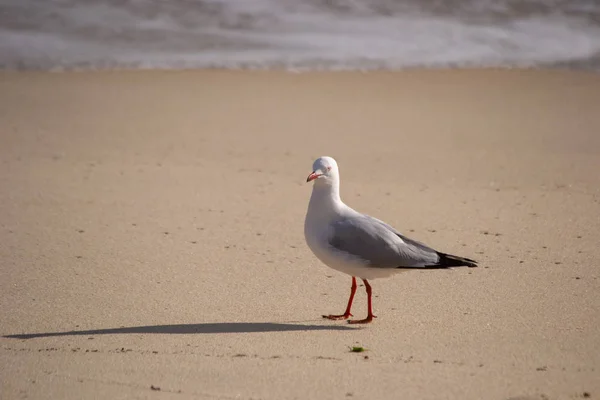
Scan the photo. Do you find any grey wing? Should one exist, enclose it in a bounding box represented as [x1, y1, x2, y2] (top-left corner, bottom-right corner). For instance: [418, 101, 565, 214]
[364, 215, 439, 254]
[328, 215, 440, 269]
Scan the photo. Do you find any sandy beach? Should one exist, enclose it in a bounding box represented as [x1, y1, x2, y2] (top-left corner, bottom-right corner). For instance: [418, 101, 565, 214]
[1, 69, 599, 400]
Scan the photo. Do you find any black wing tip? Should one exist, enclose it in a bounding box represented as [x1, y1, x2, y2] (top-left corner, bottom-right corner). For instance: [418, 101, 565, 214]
[395, 253, 479, 270]
[436, 252, 479, 268]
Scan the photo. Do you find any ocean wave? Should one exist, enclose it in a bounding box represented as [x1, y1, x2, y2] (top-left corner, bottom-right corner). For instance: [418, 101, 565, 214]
[1, 0, 600, 71]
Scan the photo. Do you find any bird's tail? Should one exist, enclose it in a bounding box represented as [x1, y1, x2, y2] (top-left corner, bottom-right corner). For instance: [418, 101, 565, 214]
[437, 252, 478, 268]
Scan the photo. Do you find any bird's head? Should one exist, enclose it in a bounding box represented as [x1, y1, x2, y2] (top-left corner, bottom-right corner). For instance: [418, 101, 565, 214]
[306, 156, 339, 185]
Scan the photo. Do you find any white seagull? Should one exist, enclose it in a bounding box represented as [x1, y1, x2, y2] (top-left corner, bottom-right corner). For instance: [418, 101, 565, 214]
[304, 156, 478, 324]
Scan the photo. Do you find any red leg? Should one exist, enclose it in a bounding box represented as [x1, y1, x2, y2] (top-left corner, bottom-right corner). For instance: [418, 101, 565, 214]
[348, 279, 377, 324]
[323, 277, 357, 320]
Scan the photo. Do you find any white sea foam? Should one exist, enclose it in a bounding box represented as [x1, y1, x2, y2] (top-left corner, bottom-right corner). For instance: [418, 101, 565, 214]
[1, 0, 599, 71]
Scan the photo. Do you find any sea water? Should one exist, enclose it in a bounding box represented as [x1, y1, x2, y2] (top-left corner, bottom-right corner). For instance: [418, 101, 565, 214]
[1, 0, 599, 71]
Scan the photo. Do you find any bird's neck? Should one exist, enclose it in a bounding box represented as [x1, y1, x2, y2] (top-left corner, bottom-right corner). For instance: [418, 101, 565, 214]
[308, 179, 344, 218]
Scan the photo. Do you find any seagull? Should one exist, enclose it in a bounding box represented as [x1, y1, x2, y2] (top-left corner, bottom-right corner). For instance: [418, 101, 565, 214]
[304, 156, 478, 324]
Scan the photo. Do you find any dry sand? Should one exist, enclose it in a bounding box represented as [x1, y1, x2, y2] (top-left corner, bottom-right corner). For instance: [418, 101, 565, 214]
[1, 69, 599, 400]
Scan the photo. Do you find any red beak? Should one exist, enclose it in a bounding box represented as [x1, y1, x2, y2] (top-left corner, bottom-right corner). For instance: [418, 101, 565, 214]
[306, 171, 320, 182]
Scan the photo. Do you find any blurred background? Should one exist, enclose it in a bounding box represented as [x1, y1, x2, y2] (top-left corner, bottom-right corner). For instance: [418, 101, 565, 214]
[1, 0, 600, 71]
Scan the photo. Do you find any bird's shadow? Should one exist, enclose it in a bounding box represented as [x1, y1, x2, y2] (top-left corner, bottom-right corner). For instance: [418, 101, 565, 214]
[3, 322, 355, 340]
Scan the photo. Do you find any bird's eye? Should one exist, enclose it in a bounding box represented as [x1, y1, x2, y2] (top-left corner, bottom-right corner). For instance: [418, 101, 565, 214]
[326, 166, 332, 171]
